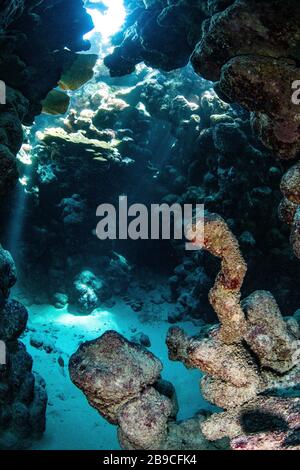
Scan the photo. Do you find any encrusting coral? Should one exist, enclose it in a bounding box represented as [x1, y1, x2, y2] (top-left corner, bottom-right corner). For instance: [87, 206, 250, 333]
[104, 0, 300, 262]
[69, 213, 300, 450]
[167, 214, 300, 450]
[279, 163, 300, 259]
[191, 0, 300, 160]
[69, 330, 176, 449]
[190, 0, 300, 260]
[69, 330, 224, 450]
[186, 213, 247, 344]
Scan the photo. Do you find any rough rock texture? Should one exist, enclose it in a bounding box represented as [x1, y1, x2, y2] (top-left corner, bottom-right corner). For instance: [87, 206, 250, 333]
[6, 61, 299, 315]
[187, 213, 247, 343]
[281, 163, 300, 205]
[0, 245, 16, 304]
[243, 290, 299, 374]
[280, 163, 300, 259]
[104, 0, 207, 76]
[162, 415, 226, 450]
[69, 331, 163, 419]
[117, 387, 173, 450]
[191, 0, 300, 158]
[69, 270, 103, 314]
[202, 397, 300, 451]
[69, 330, 225, 450]
[191, 0, 300, 258]
[69, 330, 173, 448]
[0, 89, 28, 196]
[105, 1, 300, 160]
[0, 245, 47, 449]
[167, 216, 300, 450]
[291, 208, 300, 259]
[104, 1, 300, 260]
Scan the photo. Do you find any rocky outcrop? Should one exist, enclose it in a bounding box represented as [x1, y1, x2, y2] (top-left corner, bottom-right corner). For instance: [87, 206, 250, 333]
[167, 215, 300, 450]
[279, 163, 300, 259]
[191, 0, 300, 258]
[69, 330, 174, 449]
[202, 397, 300, 450]
[69, 330, 224, 450]
[187, 213, 247, 343]
[104, 1, 300, 260]
[105, 0, 300, 160]
[0, 1, 25, 31]
[104, 0, 207, 76]
[0, 245, 47, 449]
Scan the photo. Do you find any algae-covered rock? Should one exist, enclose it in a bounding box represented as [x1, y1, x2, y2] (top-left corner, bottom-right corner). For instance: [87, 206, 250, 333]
[69, 330, 163, 423]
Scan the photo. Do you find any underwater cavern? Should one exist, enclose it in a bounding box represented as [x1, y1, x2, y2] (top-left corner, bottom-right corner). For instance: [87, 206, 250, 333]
[0, 0, 300, 454]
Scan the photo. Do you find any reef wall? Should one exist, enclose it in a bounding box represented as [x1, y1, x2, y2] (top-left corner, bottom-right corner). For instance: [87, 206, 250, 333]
[0, 0, 93, 196]
[105, 0, 300, 259]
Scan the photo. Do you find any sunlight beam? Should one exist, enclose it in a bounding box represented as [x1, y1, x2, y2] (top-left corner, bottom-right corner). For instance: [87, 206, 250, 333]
[84, 0, 126, 43]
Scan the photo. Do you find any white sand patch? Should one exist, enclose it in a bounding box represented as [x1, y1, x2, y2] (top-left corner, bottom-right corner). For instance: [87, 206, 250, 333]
[22, 299, 211, 450]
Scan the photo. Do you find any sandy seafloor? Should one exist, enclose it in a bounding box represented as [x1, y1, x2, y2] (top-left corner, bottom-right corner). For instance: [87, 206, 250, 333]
[17, 293, 211, 450]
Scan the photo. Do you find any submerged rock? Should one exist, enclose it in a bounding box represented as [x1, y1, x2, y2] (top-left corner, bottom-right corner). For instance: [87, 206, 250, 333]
[70, 270, 104, 314]
[167, 216, 300, 450]
[69, 330, 225, 450]
[0, 246, 47, 449]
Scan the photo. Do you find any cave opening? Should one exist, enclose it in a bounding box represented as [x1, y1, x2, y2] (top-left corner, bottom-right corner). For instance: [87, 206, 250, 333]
[0, 0, 299, 454]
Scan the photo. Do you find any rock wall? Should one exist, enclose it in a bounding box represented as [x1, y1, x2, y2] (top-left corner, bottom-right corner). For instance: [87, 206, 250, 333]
[0, 245, 47, 449]
[0, 0, 95, 449]
[105, 0, 300, 258]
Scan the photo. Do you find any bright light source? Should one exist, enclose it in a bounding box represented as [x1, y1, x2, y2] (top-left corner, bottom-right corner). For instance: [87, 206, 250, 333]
[56, 310, 118, 331]
[85, 0, 126, 43]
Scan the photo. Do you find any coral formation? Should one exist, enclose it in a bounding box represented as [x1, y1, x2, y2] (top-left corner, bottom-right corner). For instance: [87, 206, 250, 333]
[0, 0, 299, 452]
[104, 0, 207, 75]
[280, 163, 300, 259]
[69, 215, 299, 450]
[0, 245, 47, 449]
[167, 215, 300, 450]
[105, 0, 300, 259]
[69, 330, 224, 450]
[69, 330, 172, 449]
[0, 0, 93, 196]
[191, 0, 300, 158]
[7, 64, 300, 317]
[70, 269, 104, 314]
[191, 0, 300, 259]
[0, 0, 24, 31]
[187, 213, 247, 343]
